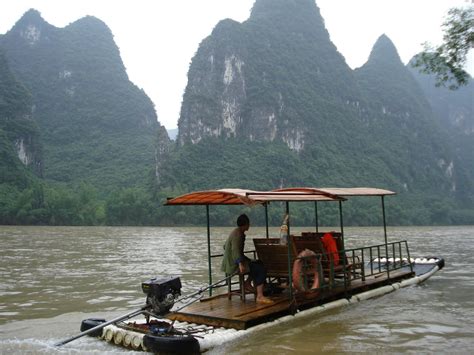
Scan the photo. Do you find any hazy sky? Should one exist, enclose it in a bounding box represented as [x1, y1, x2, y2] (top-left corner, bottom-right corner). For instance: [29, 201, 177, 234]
[1, 0, 472, 129]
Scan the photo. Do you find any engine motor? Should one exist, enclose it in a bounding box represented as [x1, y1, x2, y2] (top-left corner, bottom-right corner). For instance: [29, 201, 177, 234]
[142, 276, 182, 315]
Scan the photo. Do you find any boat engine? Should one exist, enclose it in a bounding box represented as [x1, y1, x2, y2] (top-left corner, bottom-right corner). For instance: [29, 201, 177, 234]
[142, 277, 182, 315]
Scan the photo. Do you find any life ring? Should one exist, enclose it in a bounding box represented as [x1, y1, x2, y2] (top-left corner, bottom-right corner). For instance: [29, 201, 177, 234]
[292, 249, 320, 291]
[80, 318, 107, 337]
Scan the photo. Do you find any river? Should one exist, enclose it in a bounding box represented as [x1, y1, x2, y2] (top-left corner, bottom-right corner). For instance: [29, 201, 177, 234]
[0, 225, 473, 353]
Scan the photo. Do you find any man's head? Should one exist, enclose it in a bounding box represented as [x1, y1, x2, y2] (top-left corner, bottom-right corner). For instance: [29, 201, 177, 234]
[237, 214, 250, 228]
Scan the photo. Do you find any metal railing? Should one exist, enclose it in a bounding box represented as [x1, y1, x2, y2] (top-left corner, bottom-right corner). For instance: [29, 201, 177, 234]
[343, 240, 413, 282]
[283, 240, 413, 293]
[208, 240, 413, 296]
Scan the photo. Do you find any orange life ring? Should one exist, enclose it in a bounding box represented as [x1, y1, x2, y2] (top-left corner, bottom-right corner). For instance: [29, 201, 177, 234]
[292, 249, 320, 291]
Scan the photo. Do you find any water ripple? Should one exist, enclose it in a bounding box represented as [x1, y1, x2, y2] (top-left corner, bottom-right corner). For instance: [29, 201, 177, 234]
[1, 225, 473, 354]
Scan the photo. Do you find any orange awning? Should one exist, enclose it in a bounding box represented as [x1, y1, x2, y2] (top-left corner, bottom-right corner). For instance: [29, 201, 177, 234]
[165, 188, 344, 206]
[165, 189, 259, 206]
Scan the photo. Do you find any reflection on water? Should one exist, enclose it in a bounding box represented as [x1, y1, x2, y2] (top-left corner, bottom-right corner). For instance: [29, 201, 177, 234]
[0, 225, 473, 353]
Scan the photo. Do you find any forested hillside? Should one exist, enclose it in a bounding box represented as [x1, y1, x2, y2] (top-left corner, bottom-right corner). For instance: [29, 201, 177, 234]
[0, 1, 471, 226]
[408, 61, 474, 209]
[0, 9, 163, 191]
[0, 49, 44, 224]
[354, 35, 454, 195]
[162, 0, 471, 225]
[178, 0, 363, 147]
[0, 9, 168, 225]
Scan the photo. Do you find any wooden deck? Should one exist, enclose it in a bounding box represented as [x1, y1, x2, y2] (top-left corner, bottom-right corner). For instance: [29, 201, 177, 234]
[167, 267, 414, 330]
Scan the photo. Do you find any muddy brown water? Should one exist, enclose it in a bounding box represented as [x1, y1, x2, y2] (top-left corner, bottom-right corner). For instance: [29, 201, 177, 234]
[1, 225, 473, 353]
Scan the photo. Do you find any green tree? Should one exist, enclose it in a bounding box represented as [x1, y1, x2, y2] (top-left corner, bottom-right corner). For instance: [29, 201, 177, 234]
[105, 187, 155, 226]
[46, 186, 81, 225]
[413, 6, 474, 89]
[75, 183, 105, 225]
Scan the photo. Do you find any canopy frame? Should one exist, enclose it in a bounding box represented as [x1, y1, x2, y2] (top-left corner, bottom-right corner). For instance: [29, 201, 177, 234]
[165, 187, 398, 297]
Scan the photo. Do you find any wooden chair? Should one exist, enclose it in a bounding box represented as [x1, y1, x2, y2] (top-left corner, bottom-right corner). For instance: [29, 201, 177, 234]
[227, 271, 256, 302]
[226, 250, 259, 302]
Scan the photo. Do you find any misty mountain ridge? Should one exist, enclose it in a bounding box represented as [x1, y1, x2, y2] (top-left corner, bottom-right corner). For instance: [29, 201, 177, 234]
[165, 0, 473, 224]
[0, 1, 472, 226]
[408, 59, 474, 205]
[173, 0, 466, 201]
[0, 8, 166, 192]
[178, 0, 362, 150]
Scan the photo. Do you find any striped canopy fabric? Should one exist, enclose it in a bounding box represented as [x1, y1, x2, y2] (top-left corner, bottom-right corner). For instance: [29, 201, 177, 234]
[164, 188, 345, 206]
[274, 187, 396, 197]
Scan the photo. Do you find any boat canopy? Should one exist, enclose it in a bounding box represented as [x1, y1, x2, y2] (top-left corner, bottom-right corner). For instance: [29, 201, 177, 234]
[274, 187, 396, 197]
[165, 186, 397, 298]
[165, 188, 344, 206]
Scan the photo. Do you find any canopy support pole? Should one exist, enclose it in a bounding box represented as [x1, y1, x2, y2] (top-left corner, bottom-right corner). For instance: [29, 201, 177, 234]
[339, 200, 345, 250]
[314, 201, 319, 233]
[206, 204, 213, 296]
[338, 200, 349, 295]
[265, 203, 269, 238]
[286, 201, 293, 300]
[381, 196, 390, 279]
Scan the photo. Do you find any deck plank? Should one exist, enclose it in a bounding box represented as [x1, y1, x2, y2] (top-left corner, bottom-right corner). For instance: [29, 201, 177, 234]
[167, 268, 413, 330]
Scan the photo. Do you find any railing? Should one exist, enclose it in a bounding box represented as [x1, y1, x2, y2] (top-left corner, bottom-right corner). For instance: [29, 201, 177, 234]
[208, 240, 413, 295]
[344, 240, 413, 282]
[282, 240, 413, 293]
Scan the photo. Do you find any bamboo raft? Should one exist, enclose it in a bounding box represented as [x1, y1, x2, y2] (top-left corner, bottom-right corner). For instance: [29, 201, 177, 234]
[86, 257, 443, 353]
[168, 263, 414, 330]
[58, 187, 445, 353]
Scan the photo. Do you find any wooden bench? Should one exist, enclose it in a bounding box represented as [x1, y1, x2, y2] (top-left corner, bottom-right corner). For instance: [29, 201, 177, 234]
[253, 238, 323, 290]
[294, 233, 362, 283]
[291, 234, 342, 285]
[252, 233, 362, 291]
[253, 238, 293, 280]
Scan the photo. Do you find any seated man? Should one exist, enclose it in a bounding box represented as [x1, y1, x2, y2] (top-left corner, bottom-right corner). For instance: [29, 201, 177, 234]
[221, 214, 272, 304]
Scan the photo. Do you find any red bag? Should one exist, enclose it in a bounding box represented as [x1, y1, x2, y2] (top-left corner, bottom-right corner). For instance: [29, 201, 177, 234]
[321, 232, 340, 266]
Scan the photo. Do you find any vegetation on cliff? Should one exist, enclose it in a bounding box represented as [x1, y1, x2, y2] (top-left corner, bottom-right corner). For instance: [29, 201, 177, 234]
[0, 2, 472, 226]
